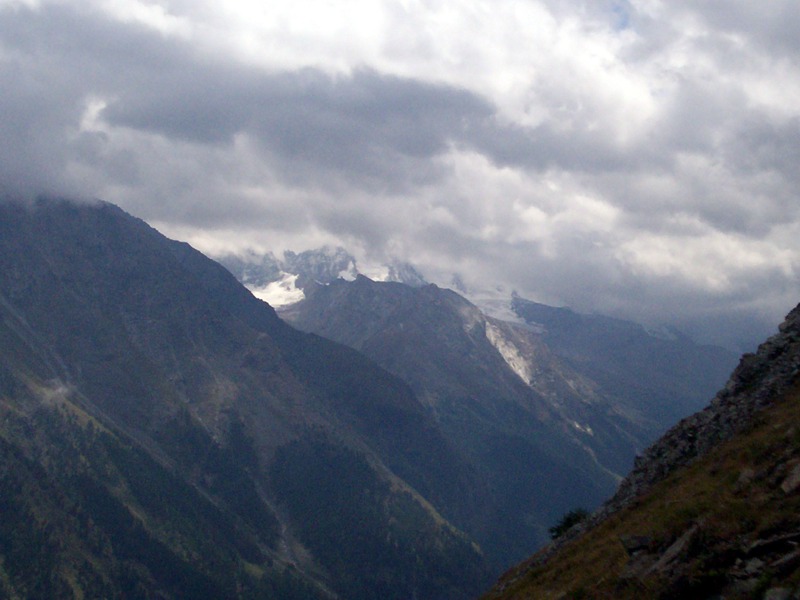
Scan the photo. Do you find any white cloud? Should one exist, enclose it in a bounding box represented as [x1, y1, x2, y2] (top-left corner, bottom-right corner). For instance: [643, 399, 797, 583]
[96, 0, 192, 38]
[616, 229, 794, 292]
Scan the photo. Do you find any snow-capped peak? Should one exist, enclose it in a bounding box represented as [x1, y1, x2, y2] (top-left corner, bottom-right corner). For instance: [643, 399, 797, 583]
[249, 272, 305, 307]
[217, 247, 428, 306]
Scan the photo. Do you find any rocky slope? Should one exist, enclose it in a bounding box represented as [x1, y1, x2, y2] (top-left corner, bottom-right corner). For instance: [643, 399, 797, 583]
[484, 302, 800, 599]
[605, 303, 800, 518]
[0, 198, 490, 599]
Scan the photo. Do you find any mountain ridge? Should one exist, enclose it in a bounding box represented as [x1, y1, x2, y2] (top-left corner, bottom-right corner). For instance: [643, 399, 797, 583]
[0, 197, 491, 599]
[484, 301, 800, 599]
[278, 273, 736, 566]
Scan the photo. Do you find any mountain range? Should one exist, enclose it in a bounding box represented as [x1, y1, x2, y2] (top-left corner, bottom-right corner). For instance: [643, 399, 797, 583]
[221, 245, 737, 567]
[0, 198, 490, 599]
[217, 247, 427, 308]
[0, 198, 742, 599]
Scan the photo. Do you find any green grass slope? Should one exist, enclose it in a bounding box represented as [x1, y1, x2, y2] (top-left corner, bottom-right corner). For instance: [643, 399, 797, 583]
[484, 384, 800, 599]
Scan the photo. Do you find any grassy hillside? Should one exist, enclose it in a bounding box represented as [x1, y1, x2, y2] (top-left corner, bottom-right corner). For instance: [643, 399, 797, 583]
[484, 384, 800, 599]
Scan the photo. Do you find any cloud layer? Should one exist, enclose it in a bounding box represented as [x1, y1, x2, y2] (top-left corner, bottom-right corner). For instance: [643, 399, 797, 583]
[1, 0, 799, 349]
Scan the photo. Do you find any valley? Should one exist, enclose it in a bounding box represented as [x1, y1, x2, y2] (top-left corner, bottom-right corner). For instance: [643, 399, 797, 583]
[0, 198, 754, 599]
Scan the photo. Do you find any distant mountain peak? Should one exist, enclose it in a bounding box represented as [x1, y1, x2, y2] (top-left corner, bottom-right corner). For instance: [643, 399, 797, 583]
[283, 246, 358, 284]
[382, 261, 427, 287]
[215, 246, 428, 307]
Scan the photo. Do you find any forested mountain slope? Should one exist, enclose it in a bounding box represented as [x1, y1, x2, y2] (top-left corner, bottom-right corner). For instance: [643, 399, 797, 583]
[0, 198, 490, 599]
[280, 275, 735, 565]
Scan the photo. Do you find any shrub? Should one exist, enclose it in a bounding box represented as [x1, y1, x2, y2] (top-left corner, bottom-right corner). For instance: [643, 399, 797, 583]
[549, 508, 590, 539]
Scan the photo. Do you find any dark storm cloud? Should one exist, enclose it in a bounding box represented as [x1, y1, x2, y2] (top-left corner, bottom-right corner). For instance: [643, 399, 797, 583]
[0, 3, 182, 198]
[0, 1, 651, 199]
[675, 1, 800, 58]
[724, 117, 800, 184]
[1, 0, 799, 351]
[0, 2, 505, 195]
[104, 50, 644, 194]
[105, 64, 503, 193]
[469, 118, 648, 173]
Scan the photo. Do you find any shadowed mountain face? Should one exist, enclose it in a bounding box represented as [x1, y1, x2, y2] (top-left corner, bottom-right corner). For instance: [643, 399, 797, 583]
[0, 199, 491, 600]
[280, 276, 735, 566]
[511, 297, 738, 430]
[484, 303, 800, 600]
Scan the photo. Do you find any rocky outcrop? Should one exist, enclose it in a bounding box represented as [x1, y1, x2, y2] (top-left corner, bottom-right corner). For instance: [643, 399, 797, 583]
[615, 526, 800, 597]
[506, 302, 800, 580]
[604, 302, 800, 516]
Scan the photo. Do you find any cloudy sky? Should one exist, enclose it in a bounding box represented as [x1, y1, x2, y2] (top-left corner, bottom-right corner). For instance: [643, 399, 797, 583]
[2, 0, 799, 349]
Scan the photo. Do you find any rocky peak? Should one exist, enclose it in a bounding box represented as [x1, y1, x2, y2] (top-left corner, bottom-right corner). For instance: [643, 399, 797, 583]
[383, 261, 427, 287]
[282, 246, 358, 285]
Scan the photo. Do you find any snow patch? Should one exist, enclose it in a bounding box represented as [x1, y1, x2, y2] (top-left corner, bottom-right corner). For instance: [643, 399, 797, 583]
[460, 285, 526, 325]
[485, 322, 533, 385]
[249, 272, 305, 307]
[338, 260, 358, 281]
[572, 421, 594, 436]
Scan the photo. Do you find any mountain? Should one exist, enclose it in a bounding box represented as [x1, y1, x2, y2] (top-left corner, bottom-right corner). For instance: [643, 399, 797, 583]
[219, 247, 735, 439]
[217, 247, 428, 309]
[277, 275, 735, 568]
[484, 303, 800, 599]
[511, 297, 738, 431]
[0, 198, 491, 599]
